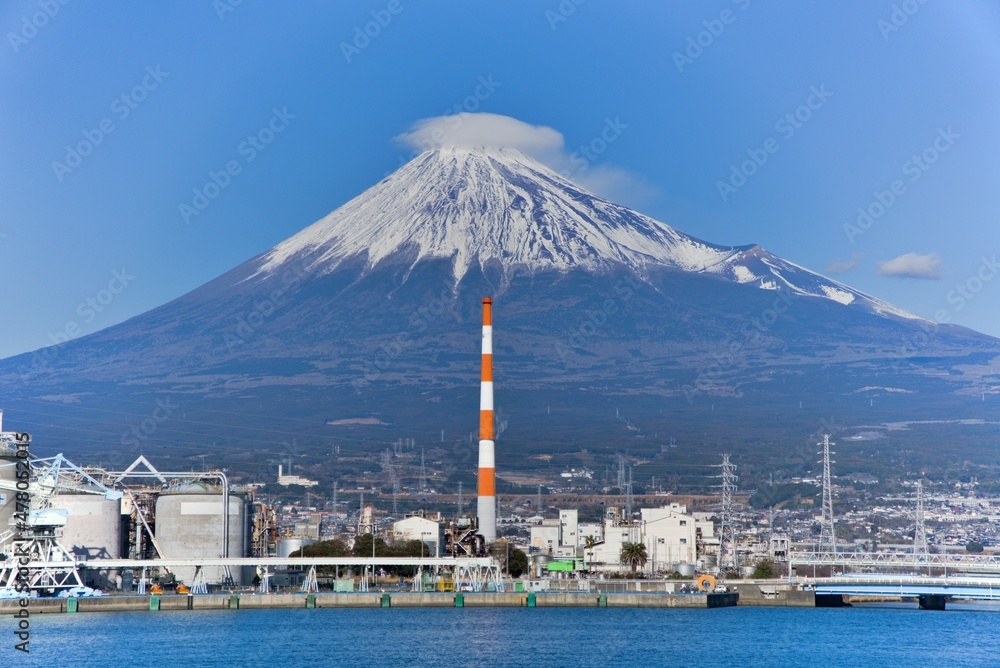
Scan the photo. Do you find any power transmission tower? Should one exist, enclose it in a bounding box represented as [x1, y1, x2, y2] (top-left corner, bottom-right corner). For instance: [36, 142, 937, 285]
[625, 466, 634, 520]
[818, 434, 837, 555]
[913, 480, 928, 557]
[616, 455, 626, 491]
[718, 454, 739, 573]
[419, 448, 428, 493]
[381, 449, 399, 516]
[391, 470, 399, 516]
[457, 481, 464, 515]
[536, 484, 542, 514]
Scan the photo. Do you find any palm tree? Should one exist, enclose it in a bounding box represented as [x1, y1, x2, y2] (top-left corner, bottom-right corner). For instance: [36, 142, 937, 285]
[620, 541, 648, 575]
[583, 535, 600, 569]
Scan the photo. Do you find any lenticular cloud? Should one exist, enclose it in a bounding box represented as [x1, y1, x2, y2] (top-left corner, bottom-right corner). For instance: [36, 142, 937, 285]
[395, 113, 564, 157]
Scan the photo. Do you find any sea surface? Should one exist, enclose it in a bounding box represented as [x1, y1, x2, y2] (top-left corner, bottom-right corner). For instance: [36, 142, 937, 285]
[6, 603, 1000, 667]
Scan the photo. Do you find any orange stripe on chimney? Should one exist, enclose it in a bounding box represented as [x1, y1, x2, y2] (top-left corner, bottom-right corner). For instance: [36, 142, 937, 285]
[478, 468, 496, 496]
[479, 410, 494, 440]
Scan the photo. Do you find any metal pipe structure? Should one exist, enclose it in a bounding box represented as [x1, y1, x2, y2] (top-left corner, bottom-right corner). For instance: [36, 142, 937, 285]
[108, 466, 231, 568]
[477, 297, 497, 543]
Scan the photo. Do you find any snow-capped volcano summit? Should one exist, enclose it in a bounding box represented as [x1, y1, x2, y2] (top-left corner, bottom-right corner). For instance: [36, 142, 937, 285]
[256, 146, 920, 322]
[257, 146, 726, 279]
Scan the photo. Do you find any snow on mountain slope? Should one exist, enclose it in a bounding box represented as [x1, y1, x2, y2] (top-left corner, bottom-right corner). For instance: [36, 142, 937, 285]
[254, 146, 926, 322]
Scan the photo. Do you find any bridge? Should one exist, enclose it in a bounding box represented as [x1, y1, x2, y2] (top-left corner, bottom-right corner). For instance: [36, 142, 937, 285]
[790, 551, 1000, 609]
[804, 575, 1000, 609]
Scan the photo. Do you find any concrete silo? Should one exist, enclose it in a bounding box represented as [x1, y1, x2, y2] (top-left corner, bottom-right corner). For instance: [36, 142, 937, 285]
[53, 493, 123, 559]
[155, 482, 248, 586]
[52, 492, 124, 589]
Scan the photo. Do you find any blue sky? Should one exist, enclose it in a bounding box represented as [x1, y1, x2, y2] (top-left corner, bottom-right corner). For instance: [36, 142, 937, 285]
[1, 1, 998, 358]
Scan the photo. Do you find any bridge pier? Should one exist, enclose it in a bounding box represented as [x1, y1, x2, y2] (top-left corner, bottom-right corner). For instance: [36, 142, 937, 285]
[814, 594, 849, 608]
[918, 595, 946, 611]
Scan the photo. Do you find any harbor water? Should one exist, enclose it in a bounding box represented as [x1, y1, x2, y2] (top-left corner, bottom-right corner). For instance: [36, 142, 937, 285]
[8, 603, 1000, 667]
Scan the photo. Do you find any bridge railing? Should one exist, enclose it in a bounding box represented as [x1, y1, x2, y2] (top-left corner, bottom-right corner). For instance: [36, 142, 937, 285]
[790, 551, 1000, 573]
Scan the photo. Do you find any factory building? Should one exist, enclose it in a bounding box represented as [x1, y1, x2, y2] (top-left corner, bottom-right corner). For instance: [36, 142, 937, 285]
[588, 503, 708, 573]
[530, 509, 586, 558]
[640, 505, 698, 567]
[392, 513, 445, 557]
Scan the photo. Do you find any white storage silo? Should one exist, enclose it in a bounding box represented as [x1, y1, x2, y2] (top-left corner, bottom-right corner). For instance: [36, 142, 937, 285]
[277, 537, 315, 559]
[155, 482, 248, 586]
[53, 493, 123, 559]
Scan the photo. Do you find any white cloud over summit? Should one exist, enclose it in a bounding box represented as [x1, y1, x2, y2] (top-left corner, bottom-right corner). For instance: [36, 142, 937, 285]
[394, 113, 657, 207]
[395, 113, 564, 155]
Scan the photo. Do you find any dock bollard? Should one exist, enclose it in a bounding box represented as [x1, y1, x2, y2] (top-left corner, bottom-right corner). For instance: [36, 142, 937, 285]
[67, 597, 78, 613]
[527, 593, 536, 608]
[455, 593, 464, 608]
[306, 594, 316, 609]
[380, 593, 391, 608]
[149, 595, 160, 611]
[228, 594, 240, 610]
[598, 594, 607, 608]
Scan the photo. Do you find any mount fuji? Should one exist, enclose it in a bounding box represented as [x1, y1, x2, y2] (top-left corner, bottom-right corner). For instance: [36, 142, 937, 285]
[3, 144, 998, 484]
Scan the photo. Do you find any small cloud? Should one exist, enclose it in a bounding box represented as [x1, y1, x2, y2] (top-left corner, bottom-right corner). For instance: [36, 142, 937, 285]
[394, 113, 657, 206]
[395, 113, 564, 156]
[877, 252, 942, 280]
[826, 253, 863, 275]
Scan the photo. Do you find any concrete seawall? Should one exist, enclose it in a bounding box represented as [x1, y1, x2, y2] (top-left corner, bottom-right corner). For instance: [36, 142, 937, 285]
[1, 591, 739, 614]
[733, 584, 816, 607]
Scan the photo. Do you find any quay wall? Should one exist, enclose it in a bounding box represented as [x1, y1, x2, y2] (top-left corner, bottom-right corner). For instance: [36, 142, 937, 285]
[0, 591, 739, 614]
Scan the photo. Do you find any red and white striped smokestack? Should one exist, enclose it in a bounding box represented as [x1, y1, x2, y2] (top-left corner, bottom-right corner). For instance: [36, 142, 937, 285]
[477, 296, 497, 543]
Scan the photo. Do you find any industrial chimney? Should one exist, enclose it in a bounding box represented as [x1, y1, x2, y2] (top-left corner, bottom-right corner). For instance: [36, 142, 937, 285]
[477, 297, 497, 543]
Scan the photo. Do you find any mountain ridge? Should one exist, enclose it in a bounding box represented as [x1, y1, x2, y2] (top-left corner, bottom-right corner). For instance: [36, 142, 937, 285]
[1, 145, 997, 484]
